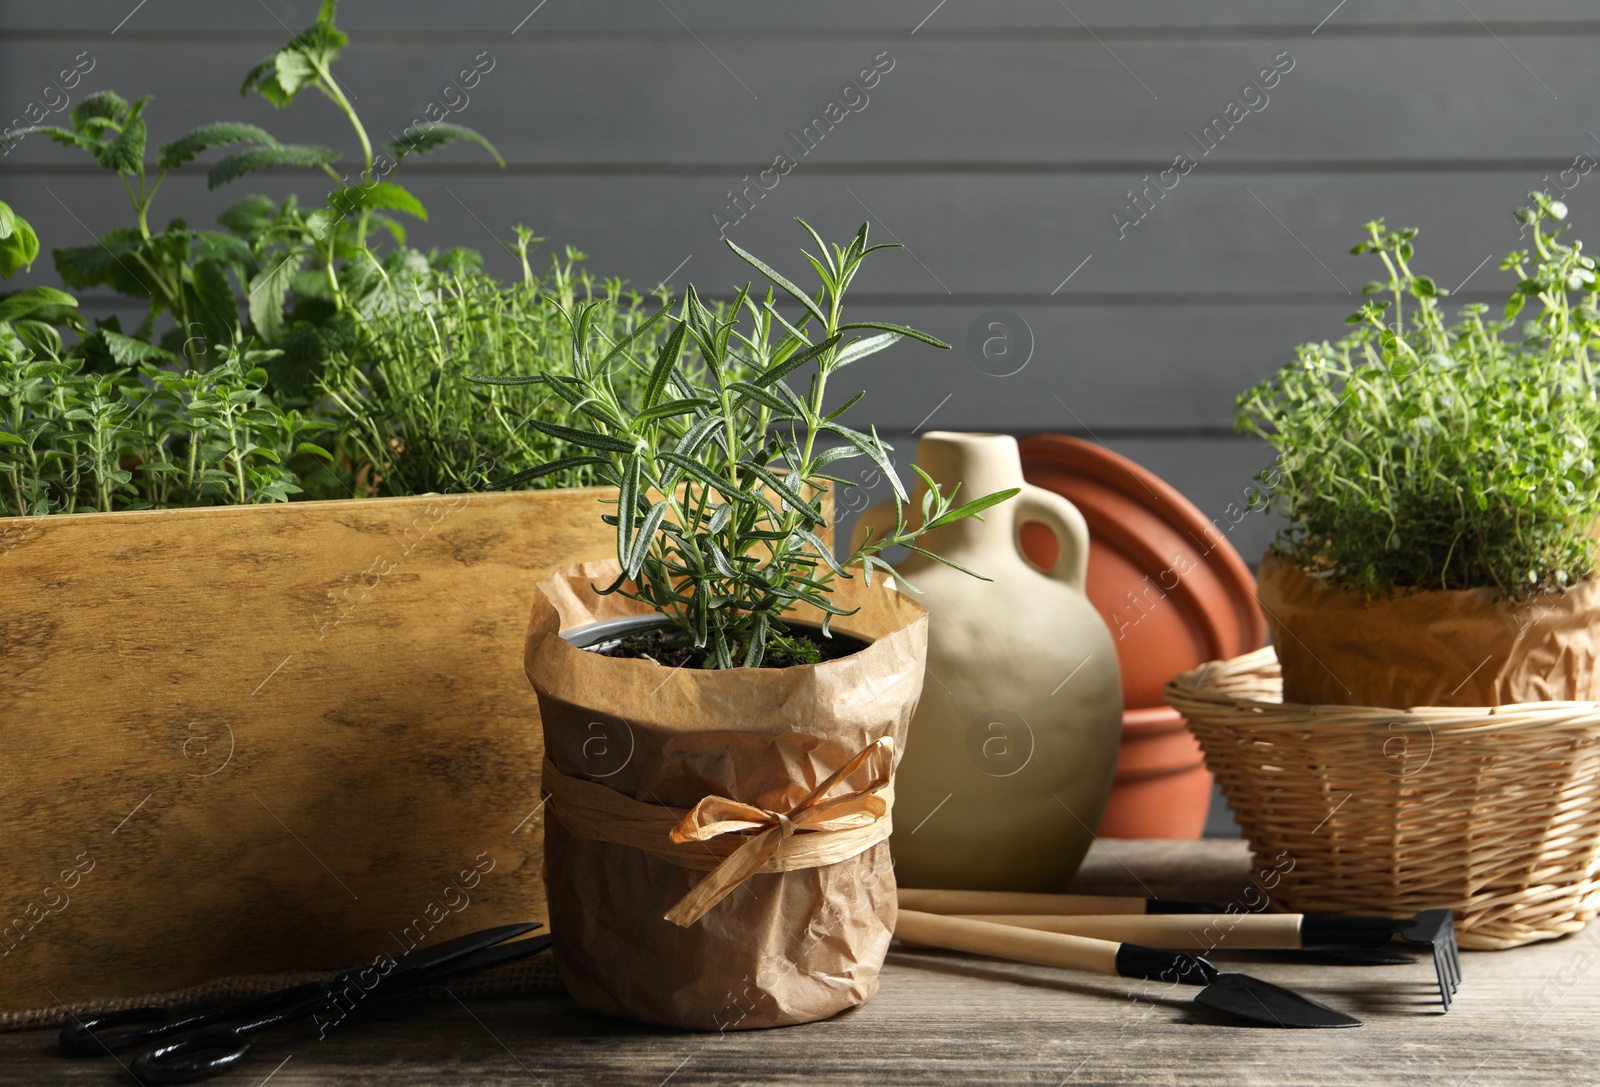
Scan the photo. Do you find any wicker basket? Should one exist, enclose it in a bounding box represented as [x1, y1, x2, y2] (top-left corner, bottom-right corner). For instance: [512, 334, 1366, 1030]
[1167, 646, 1600, 949]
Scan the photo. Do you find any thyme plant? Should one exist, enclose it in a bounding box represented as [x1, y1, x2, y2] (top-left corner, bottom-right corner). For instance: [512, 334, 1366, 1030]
[320, 232, 666, 495]
[1237, 196, 1600, 595]
[487, 221, 1018, 668]
[1, 336, 330, 516]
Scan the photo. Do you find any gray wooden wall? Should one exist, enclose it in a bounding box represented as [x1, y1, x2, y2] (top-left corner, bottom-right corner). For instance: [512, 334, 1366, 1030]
[6, 0, 1600, 569]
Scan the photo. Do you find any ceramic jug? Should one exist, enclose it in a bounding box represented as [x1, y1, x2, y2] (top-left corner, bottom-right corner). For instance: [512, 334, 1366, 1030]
[850, 431, 1122, 890]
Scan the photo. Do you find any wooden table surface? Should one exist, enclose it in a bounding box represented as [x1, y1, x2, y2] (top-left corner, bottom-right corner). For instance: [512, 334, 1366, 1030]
[4, 839, 1595, 1086]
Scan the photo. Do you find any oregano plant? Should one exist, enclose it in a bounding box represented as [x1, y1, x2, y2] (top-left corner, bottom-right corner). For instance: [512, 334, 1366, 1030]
[479, 221, 1018, 668]
[1237, 195, 1600, 596]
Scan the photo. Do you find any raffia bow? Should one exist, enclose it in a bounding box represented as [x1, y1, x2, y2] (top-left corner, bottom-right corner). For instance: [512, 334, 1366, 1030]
[664, 735, 895, 926]
[540, 736, 896, 928]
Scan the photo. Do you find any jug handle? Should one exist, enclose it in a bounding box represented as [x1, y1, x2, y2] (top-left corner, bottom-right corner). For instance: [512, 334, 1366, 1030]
[1013, 484, 1089, 593]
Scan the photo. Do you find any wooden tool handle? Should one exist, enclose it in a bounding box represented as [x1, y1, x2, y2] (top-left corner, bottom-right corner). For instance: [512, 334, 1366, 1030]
[895, 910, 1122, 977]
[956, 913, 1306, 950]
[897, 888, 1148, 915]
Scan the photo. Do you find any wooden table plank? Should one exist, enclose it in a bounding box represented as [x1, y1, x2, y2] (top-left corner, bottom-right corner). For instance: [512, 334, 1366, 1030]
[4, 840, 1594, 1086]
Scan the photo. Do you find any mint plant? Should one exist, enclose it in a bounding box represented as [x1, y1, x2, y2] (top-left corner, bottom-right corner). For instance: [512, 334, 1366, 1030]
[485, 221, 1018, 668]
[234, 0, 503, 358]
[0, 0, 501, 384]
[1, 90, 274, 363]
[1237, 196, 1600, 595]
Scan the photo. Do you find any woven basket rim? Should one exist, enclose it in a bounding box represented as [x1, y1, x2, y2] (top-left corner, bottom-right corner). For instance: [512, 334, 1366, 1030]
[1164, 645, 1600, 950]
[1165, 646, 1600, 734]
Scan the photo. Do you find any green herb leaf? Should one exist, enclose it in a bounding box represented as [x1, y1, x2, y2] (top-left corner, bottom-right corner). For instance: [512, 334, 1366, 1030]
[485, 456, 608, 490]
[388, 123, 506, 168]
[837, 321, 951, 349]
[642, 320, 688, 408]
[749, 333, 840, 389]
[326, 182, 428, 221]
[924, 487, 1020, 531]
[0, 202, 41, 279]
[725, 238, 828, 327]
[626, 501, 669, 578]
[598, 300, 674, 372]
[157, 123, 281, 169]
[248, 252, 297, 343]
[70, 91, 128, 133]
[207, 144, 340, 189]
[0, 286, 76, 323]
[523, 417, 637, 454]
[102, 329, 180, 366]
[99, 111, 147, 173]
[832, 331, 901, 368]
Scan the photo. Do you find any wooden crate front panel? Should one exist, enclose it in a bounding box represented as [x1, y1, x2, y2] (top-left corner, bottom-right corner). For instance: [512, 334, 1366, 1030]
[0, 489, 616, 1011]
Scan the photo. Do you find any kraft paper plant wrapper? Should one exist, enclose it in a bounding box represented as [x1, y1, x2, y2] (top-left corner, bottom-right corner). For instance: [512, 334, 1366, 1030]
[1258, 553, 1600, 708]
[524, 560, 928, 1030]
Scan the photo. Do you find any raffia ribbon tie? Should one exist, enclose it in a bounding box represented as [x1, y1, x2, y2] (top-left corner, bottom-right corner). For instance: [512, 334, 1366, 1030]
[663, 735, 896, 927]
[539, 735, 896, 929]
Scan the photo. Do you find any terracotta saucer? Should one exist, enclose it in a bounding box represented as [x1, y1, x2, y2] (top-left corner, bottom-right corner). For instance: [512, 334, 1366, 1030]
[1016, 434, 1266, 710]
[1097, 706, 1212, 840]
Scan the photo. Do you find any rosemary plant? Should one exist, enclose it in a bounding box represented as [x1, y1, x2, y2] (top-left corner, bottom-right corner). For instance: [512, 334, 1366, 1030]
[485, 221, 1018, 668]
[1237, 196, 1600, 595]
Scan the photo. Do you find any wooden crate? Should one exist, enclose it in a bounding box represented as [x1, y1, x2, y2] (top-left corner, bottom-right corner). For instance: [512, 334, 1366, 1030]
[0, 488, 616, 1012]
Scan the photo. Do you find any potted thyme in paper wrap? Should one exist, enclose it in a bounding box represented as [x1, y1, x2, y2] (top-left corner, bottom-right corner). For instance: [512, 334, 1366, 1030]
[509, 222, 1017, 1030]
[1159, 200, 1600, 948]
[1238, 198, 1600, 707]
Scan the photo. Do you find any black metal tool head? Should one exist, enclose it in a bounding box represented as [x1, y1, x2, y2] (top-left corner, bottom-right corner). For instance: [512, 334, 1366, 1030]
[348, 921, 546, 1002]
[1194, 972, 1362, 1029]
[1285, 946, 1419, 967]
[1300, 908, 1461, 1011]
[1394, 909, 1459, 1011]
[379, 922, 542, 984]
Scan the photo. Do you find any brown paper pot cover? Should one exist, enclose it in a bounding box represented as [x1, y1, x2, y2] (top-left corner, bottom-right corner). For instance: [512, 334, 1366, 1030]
[1167, 647, 1600, 949]
[525, 561, 928, 1030]
[1258, 553, 1600, 708]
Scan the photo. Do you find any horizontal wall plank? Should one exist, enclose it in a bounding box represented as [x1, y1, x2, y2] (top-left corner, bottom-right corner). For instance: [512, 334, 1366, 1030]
[833, 434, 1282, 578]
[4, 1, 1600, 33]
[5, 38, 1600, 165]
[821, 303, 1351, 433]
[0, 173, 1576, 301]
[26, 294, 1354, 432]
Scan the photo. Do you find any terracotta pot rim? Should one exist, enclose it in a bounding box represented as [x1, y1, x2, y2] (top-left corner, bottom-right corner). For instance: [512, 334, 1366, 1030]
[1121, 704, 1187, 732]
[1113, 762, 1206, 785]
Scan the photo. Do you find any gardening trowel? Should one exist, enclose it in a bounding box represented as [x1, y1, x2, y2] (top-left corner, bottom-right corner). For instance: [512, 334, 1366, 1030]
[898, 887, 1460, 1011]
[895, 910, 1360, 1028]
